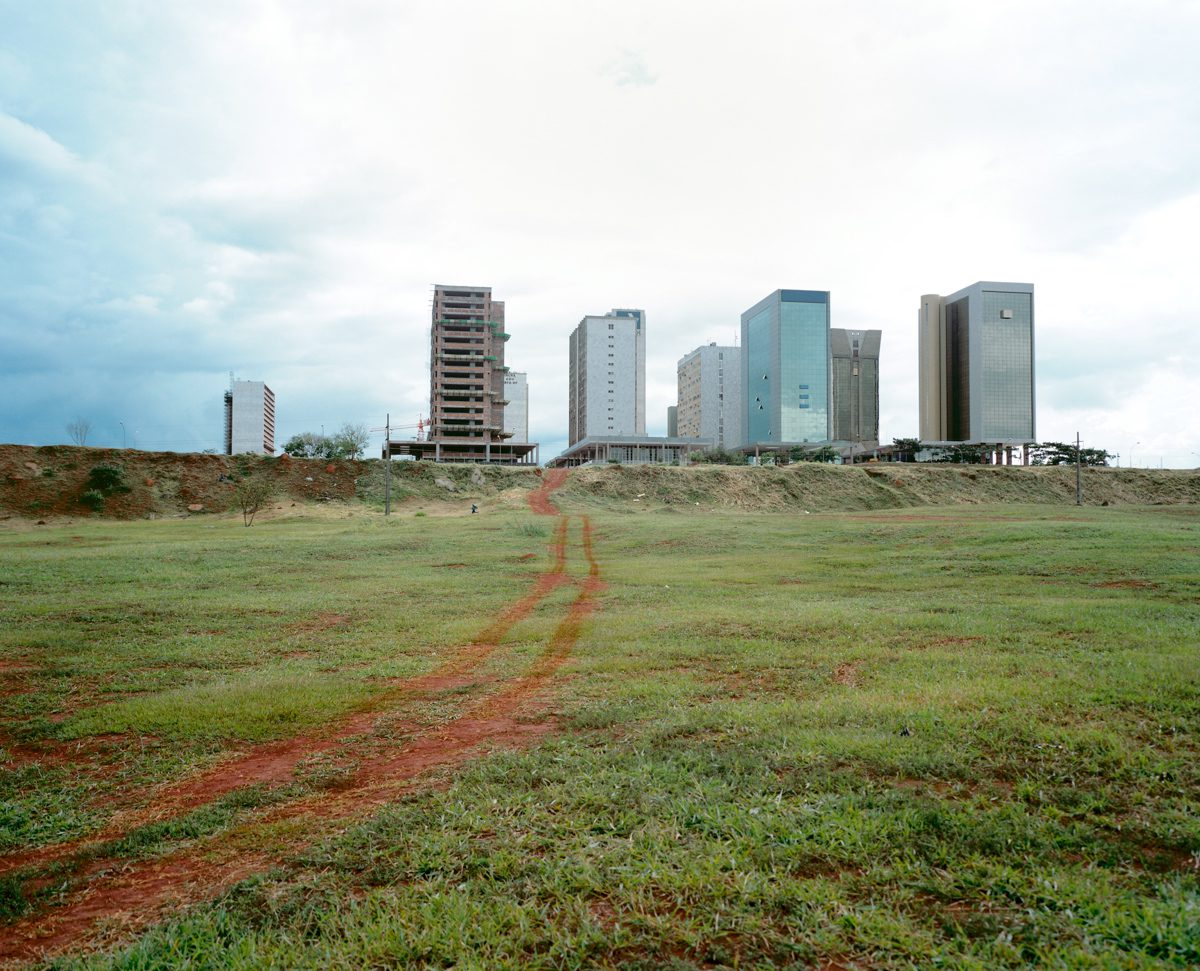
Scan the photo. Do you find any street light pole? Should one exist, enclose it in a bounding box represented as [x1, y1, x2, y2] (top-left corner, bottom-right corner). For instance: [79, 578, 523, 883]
[1130, 441, 1140, 468]
[119, 422, 126, 449]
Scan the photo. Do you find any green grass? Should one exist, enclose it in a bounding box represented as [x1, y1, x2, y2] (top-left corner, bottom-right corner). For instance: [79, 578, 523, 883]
[2, 500, 1198, 968]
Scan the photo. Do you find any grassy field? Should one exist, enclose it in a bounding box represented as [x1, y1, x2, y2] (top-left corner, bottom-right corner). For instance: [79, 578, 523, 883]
[0, 495, 1198, 968]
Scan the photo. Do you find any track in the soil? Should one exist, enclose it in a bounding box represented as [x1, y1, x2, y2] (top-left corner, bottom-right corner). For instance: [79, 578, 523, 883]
[0, 469, 599, 965]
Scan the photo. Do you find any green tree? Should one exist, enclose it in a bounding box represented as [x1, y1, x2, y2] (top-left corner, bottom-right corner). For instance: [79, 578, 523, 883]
[892, 437, 921, 462]
[794, 445, 838, 463]
[234, 477, 273, 526]
[1029, 442, 1112, 467]
[283, 424, 370, 460]
[330, 423, 370, 459]
[282, 432, 329, 458]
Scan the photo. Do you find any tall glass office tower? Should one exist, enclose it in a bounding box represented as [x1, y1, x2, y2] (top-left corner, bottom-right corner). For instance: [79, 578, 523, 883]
[741, 289, 830, 445]
[919, 282, 1035, 442]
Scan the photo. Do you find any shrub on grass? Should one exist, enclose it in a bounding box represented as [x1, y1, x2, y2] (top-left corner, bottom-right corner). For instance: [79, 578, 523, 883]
[86, 465, 131, 494]
[234, 478, 273, 526]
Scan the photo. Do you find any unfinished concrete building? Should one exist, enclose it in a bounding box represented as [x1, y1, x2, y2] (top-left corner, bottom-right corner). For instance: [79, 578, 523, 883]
[387, 285, 537, 463]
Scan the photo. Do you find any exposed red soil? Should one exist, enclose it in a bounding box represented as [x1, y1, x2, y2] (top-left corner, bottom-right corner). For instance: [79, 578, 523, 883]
[0, 445, 365, 521]
[0, 515, 572, 880]
[282, 611, 350, 634]
[832, 662, 862, 687]
[528, 468, 569, 515]
[1094, 579, 1157, 589]
[0, 471, 598, 966]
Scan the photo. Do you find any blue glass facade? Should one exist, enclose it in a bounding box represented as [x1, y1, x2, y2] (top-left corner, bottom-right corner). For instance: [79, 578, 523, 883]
[742, 290, 830, 444]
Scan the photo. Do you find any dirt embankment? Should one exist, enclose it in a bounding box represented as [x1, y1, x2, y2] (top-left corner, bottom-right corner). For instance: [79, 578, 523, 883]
[559, 462, 1200, 511]
[1, 444, 1196, 522]
[0, 446, 542, 521]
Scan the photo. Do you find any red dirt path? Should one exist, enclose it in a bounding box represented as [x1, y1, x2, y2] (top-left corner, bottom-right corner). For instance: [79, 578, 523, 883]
[0, 470, 601, 966]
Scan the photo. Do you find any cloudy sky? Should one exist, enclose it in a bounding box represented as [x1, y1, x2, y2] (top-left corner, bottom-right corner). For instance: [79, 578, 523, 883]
[2, 0, 1198, 465]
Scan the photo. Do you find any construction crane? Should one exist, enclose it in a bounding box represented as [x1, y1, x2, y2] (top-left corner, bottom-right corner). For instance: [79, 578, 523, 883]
[370, 415, 427, 441]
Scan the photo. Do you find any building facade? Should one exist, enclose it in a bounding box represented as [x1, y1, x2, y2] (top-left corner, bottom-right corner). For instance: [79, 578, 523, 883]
[919, 282, 1035, 442]
[503, 371, 529, 443]
[223, 380, 275, 455]
[829, 328, 881, 447]
[741, 290, 830, 446]
[427, 284, 513, 459]
[677, 343, 743, 451]
[567, 308, 646, 445]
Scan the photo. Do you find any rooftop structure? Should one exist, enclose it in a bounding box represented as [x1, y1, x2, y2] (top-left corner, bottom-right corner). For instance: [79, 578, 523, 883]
[548, 434, 709, 468]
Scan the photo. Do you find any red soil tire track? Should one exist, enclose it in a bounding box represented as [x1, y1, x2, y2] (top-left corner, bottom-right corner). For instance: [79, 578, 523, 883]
[0, 516, 572, 881]
[1, 473, 593, 965]
[528, 468, 569, 515]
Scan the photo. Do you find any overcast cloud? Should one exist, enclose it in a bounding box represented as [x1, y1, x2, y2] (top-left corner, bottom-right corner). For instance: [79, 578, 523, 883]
[2, 0, 1198, 465]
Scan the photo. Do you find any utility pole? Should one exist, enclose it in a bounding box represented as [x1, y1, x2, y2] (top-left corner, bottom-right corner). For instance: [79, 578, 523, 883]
[1075, 431, 1083, 506]
[384, 413, 391, 517]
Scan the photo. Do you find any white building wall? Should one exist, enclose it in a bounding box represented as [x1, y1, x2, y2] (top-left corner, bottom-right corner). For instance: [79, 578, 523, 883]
[503, 371, 528, 443]
[568, 311, 645, 442]
[677, 344, 742, 450]
[230, 380, 275, 454]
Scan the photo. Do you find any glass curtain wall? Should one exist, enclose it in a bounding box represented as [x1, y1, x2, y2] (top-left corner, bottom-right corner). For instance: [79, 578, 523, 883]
[979, 290, 1034, 439]
[779, 294, 829, 442]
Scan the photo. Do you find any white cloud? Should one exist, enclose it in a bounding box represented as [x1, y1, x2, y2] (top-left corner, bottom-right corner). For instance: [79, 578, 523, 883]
[0, 112, 99, 183]
[2, 1, 1199, 462]
[602, 50, 658, 87]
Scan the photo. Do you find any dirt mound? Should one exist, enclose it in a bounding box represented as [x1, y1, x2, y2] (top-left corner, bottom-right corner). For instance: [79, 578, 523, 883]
[2, 445, 1196, 522]
[0, 445, 366, 521]
[558, 463, 1200, 511]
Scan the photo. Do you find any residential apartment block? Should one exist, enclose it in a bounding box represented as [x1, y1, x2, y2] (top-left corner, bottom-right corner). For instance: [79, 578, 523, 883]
[677, 343, 742, 451]
[829, 328, 881, 447]
[919, 282, 1035, 443]
[567, 308, 646, 445]
[223, 380, 275, 455]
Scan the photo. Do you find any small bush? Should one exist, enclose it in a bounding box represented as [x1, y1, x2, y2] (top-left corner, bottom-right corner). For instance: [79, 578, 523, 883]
[86, 465, 131, 495]
[234, 478, 273, 527]
[80, 489, 105, 511]
[41, 468, 55, 478]
[518, 522, 548, 538]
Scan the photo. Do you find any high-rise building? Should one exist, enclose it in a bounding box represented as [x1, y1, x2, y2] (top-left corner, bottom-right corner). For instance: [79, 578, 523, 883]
[567, 308, 646, 445]
[919, 282, 1035, 442]
[428, 284, 511, 458]
[503, 371, 528, 444]
[677, 343, 743, 451]
[223, 380, 275, 455]
[829, 329, 881, 447]
[741, 290, 830, 446]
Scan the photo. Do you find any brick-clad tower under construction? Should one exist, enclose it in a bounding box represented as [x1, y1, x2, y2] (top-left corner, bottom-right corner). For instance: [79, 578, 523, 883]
[428, 285, 512, 460]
